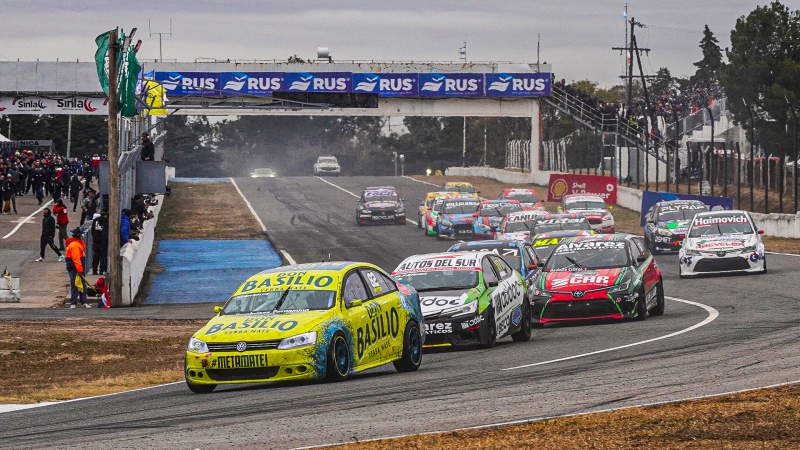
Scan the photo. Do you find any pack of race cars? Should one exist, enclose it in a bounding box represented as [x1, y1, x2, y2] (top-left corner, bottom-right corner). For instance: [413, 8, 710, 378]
[185, 181, 768, 393]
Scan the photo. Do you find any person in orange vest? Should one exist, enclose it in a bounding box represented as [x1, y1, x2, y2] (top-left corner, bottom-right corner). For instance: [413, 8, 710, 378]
[52, 198, 70, 250]
[65, 228, 90, 308]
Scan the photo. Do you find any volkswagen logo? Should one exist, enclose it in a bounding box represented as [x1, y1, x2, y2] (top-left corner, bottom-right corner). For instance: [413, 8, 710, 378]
[572, 290, 585, 298]
[236, 342, 247, 352]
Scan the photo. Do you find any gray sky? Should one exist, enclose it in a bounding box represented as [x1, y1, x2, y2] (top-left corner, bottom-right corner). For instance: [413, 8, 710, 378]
[1, 1, 792, 87]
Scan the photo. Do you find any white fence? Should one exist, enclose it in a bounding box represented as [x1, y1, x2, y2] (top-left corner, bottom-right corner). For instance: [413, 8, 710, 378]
[505, 140, 530, 171]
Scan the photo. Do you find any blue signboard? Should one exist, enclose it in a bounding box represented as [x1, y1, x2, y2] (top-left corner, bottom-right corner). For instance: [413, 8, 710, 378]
[284, 72, 351, 93]
[154, 72, 220, 96]
[418, 73, 484, 97]
[220, 72, 284, 96]
[352, 73, 418, 97]
[485, 73, 551, 97]
[639, 191, 735, 227]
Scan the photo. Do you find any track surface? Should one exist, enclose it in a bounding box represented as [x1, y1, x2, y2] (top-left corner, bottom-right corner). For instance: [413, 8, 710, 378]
[2, 176, 799, 450]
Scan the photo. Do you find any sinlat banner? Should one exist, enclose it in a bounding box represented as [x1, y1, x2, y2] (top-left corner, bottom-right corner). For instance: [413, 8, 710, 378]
[0, 96, 109, 115]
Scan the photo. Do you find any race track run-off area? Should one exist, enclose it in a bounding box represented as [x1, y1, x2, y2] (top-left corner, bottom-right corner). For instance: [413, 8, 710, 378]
[2, 176, 799, 450]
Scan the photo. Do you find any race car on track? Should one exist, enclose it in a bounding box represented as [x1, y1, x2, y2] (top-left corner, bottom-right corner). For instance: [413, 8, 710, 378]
[313, 155, 341, 176]
[434, 198, 481, 239]
[418, 191, 454, 229]
[678, 210, 766, 278]
[423, 193, 467, 236]
[643, 200, 708, 253]
[530, 230, 595, 264]
[356, 186, 407, 225]
[473, 199, 523, 240]
[499, 188, 545, 211]
[558, 194, 615, 233]
[528, 234, 664, 325]
[441, 181, 479, 198]
[447, 240, 542, 288]
[497, 210, 553, 242]
[392, 251, 531, 348]
[185, 262, 424, 393]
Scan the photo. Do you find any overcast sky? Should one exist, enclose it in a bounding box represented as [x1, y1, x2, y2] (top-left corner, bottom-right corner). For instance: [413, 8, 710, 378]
[0, 1, 791, 87]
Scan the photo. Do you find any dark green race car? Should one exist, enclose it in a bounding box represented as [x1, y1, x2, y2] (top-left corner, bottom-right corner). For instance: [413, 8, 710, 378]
[643, 200, 708, 253]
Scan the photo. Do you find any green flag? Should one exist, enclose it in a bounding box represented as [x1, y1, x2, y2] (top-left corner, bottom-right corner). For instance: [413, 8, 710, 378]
[94, 28, 143, 118]
[94, 30, 112, 96]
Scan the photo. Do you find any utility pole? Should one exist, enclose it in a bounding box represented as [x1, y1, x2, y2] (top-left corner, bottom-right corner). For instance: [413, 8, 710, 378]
[462, 117, 467, 166]
[149, 18, 172, 61]
[66, 115, 72, 158]
[107, 29, 122, 307]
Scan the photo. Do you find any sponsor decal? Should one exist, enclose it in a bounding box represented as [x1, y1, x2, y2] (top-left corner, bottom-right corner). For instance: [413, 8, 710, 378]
[220, 72, 284, 95]
[693, 215, 749, 226]
[695, 240, 746, 249]
[239, 271, 334, 293]
[507, 212, 544, 222]
[211, 354, 268, 369]
[420, 297, 463, 308]
[485, 73, 551, 97]
[423, 322, 453, 334]
[154, 72, 220, 96]
[460, 316, 484, 328]
[285, 72, 351, 93]
[555, 241, 626, 253]
[533, 237, 560, 247]
[419, 73, 483, 97]
[547, 174, 617, 203]
[356, 302, 400, 359]
[654, 236, 671, 243]
[0, 96, 108, 115]
[352, 73, 418, 97]
[510, 305, 522, 326]
[205, 318, 299, 335]
[551, 275, 610, 288]
[396, 257, 478, 272]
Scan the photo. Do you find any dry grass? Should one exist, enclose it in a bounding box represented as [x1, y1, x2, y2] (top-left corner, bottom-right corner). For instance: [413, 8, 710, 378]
[156, 182, 264, 240]
[0, 319, 205, 403]
[330, 384, 800, 450]
[412, 175, 800, 254]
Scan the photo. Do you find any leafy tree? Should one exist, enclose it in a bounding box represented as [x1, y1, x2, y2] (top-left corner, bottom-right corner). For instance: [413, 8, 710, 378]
[720, 1, 800, 154]
[650, 68, 674, 95]
[692, 25, 723, 83]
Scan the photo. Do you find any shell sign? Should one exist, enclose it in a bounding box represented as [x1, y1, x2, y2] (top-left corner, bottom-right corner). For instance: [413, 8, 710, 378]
[547, 174, 618, 204]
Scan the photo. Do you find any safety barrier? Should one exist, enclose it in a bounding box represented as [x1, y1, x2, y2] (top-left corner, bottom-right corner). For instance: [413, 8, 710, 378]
[120, 194, 164, 305]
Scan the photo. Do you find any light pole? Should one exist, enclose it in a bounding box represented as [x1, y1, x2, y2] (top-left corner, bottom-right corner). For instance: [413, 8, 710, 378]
[744, 99, 755, 212]
[787, 97, 798, 213]
[399, 154, 405, 176]
[392, 151, 398, 176]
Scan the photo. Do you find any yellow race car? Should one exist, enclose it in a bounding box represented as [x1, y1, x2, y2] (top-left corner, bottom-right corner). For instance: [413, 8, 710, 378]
[442, 181, 480, 199]
[185, 262, 424, 393]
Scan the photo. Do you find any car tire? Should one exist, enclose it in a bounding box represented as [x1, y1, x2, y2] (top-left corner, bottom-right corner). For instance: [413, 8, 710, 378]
[634, 286, 647, 321]
[393, 321, 422, 373]
[482, 307, 497, 348]
[678, 265, 687, 279]
[649, 280, 665, 316]
[326, 332, 350, 382]
[759, 258, 767, 274]
[511, 300, 532, 342]
[417, 215, 423, 228]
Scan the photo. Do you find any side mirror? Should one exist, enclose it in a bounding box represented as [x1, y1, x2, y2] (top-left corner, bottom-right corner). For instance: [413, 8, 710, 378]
[213, 306, 222, 315]
[758, 229, 765, 235]
[636, 254, 647, 263]
[349, 299, 363, 307]
[527, 264, 538, 271]
[401, 198, 406, 202]
[486, 280, 499, 288]
[472, 213, 479, 218]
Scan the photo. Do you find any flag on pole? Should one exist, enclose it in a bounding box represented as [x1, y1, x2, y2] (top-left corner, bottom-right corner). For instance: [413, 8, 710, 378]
[623, 10, 628, 19]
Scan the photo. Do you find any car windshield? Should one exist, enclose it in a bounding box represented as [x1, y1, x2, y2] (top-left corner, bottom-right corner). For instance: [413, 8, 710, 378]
[532, 243, 557, 260]
[546, 242, 630, 271]
[364, 190, 399, 202]
[533, 220, 592, 234]
[506, 193, 539, 203]
[221, 290, 336, 315]
[657, 205, 708, 222]
[442, 201, 479, 214]
[480, 203, 522, 217]
[446, 185, 475, 194]
[566, 200, 607, 210]
[504, 221, 536, 233]
[688, 214, 753, 237]
[394, 270, 478, 292]
[318, 157, 337, 164]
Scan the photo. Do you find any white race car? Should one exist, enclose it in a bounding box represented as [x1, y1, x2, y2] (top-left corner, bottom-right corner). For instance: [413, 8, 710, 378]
[314, 155, 341, 176]
[679, 210, 766, 278]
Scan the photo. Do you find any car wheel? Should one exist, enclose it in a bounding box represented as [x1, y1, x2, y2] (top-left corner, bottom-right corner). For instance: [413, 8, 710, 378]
[417, 215, 422, 228]
[482, 307, 497, 348]
[326, 332, 350, 382]
[511, 300, 532, 342]
[678, 265, 687, 279]
[634, 286, 647, 321]
[393, 321, 422, 373]
[649, 280, 665, 316]
[759, 257, 767, 274]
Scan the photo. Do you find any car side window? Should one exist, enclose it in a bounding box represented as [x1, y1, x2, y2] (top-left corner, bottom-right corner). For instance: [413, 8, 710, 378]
[481, 257, 499, 285]
[634, 237, 650, 257]
[523, 245, 538, 268]
[342, 272, 369, 307]
[360, 268, 396, 298]
[491, 256, 514, 279]
[630, 239, 647, 264]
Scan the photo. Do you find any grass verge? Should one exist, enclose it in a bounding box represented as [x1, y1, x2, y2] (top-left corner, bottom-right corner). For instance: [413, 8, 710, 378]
[411, 175, 800, 254]
[329, 384, 800, 450]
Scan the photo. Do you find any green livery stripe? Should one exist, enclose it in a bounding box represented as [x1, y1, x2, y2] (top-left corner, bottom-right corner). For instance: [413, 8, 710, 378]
[614, 267, 627, 284]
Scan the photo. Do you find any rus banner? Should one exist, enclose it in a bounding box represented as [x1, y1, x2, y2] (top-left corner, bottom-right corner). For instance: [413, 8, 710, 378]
[547, 173, 618, 204]
[0, 96, 109, 115]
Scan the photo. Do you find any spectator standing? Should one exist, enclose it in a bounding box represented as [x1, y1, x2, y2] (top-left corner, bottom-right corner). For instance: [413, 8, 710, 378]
[69, 175, 82, 212]
[36, 208, 63, 262]
[140, 133, 155, 161]
[120, 209, 131, 246]
[80, 190, 97, 225]
[82, 162, 93, 187]
[0, 174, 13, 214]
[91, 211, 108, 275]
[53, 199, 70, 250]
[65, 228, 90, 308]
[31, 164, 46, 204]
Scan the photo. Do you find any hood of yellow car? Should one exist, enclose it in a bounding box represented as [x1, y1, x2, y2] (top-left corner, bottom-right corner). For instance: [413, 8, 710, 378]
[195, 310, 334, 342]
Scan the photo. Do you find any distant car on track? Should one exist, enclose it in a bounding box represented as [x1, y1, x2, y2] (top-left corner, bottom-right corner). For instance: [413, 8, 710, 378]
[434, 198, 481, 239]
[250, 168, 277, 178]
[496, 210, 552, 242]
[528, 234, 664, 325]
[418, 191, 453, 229]
[559, 194, 615, 233]
[643, 200, 708, 253]
[473, 199, 523, 240]
[679, 210, 766, 278]
[356, 186, 407, 225]
[314, 156, 341, 176]
[185, 262, 424, 393]
[392, 251, 531, 348]
[441, 181, 479, 198]
[499, 188, 545, 211]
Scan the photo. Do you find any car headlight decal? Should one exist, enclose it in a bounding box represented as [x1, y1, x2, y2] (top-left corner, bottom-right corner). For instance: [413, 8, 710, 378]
[278, 331, 317, 350]
[607, 280, 630, 294]
[441, 300, 478, 318]
[187, 337, 209, 353]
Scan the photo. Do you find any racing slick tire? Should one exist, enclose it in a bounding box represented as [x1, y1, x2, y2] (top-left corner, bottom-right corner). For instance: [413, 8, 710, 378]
[185, 362, 216, 394]
[649, 280, 665, 317]
[326, 332, 351, 382]
[482, 307, 497, 349]
[634, 286, 648, 321]
[678, 265, 687, 279]
[511, 300, 532, 342]
[759, 258, 767, 275]
[417, 215, 423, 228]
[393, 321, 422, 373]
[356, 213, 363, 226]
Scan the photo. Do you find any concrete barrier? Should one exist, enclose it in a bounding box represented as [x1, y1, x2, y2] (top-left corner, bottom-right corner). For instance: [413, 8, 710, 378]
[616, 186, 643, 212]
[750, 212, 800, 239]
[445, 166, 551, 186]
[120, 195, 163, 306]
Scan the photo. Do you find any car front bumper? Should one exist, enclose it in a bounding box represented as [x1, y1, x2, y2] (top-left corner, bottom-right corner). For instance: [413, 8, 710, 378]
[679, 251, 765, 276]
[185, 348, 322, 385]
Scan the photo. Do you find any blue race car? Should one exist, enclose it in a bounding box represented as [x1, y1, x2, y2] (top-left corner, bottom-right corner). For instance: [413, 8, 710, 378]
[473, 200, 523, 240]
[435, 198, 481, 240]
[447, 239, 541, 288]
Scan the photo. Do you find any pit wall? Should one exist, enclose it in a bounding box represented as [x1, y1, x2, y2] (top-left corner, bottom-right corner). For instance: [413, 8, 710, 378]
[445, 166, 800, 239]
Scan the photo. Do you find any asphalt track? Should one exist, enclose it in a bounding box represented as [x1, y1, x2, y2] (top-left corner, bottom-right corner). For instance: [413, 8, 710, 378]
[2, 176, 800, 450]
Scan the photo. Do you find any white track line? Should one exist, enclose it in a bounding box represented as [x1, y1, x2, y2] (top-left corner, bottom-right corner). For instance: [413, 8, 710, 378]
[314, 176, 418, 226]
[281, 250, 297, 265]
[766, 251, 800, 257]
[293, 378, 800, 450]
[401, 175, 440, 187]
[2, 199, 53, 239]
[230, 178, 266, 232]
[502, 296, 718, 371]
